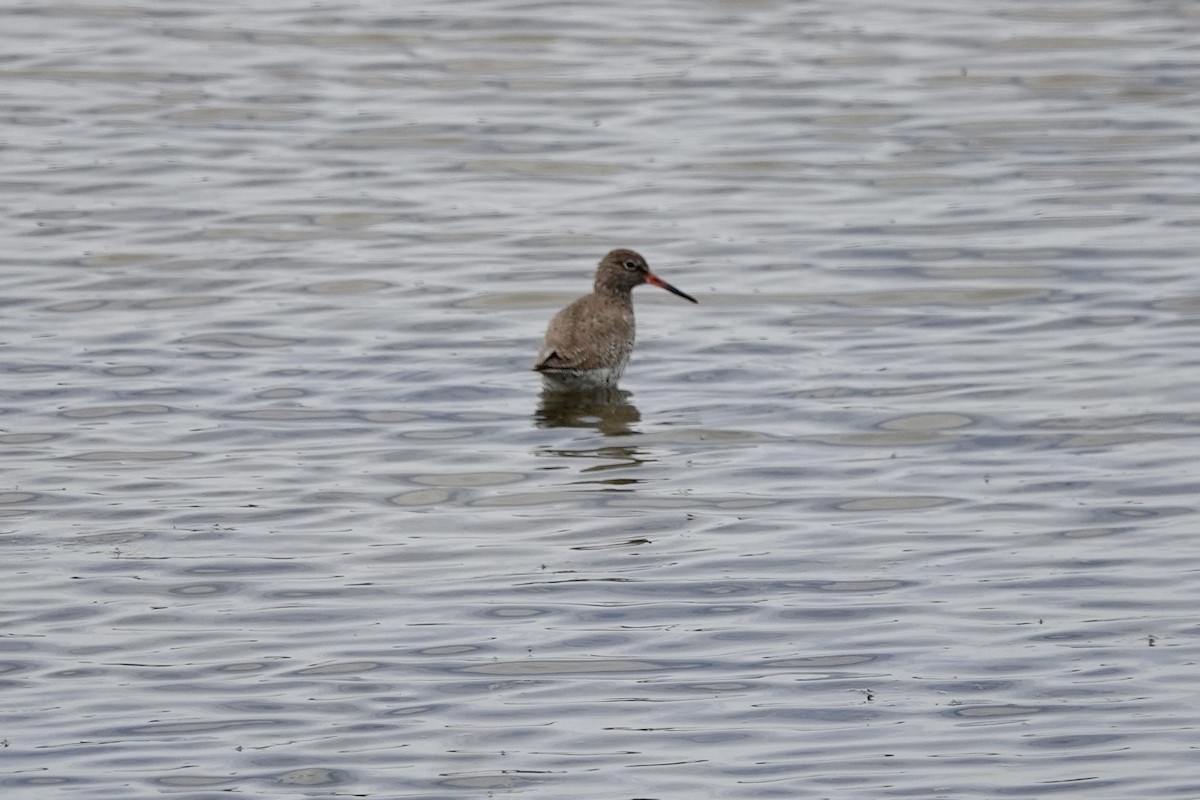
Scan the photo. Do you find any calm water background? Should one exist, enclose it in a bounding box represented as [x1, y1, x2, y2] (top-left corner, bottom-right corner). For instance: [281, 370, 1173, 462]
[3, 1, 1200, 797]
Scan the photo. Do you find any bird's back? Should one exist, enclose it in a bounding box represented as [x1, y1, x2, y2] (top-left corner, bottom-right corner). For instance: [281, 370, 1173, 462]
[534, 292, 635, 387]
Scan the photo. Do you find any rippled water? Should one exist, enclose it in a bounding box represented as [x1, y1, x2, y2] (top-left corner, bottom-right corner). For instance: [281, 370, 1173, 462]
[4, 1, 1200, 798]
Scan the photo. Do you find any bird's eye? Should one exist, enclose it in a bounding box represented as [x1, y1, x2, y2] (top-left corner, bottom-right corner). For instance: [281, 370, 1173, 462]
[623, 260, 639, 271]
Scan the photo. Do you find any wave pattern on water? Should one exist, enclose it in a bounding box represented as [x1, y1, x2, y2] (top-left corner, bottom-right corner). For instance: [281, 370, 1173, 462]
[2, 1, 1200, 798]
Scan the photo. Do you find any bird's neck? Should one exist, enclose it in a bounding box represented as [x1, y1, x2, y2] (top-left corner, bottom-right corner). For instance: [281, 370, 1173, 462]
[594, 278, 634, 302]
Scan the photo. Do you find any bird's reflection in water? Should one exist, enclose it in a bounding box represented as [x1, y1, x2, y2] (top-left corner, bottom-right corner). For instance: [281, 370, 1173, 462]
[535, 387, 641, 437]
[534, 389, 649, 482]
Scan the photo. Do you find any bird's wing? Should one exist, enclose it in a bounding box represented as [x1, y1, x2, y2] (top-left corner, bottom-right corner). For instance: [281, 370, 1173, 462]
[533, 295, 632, 372]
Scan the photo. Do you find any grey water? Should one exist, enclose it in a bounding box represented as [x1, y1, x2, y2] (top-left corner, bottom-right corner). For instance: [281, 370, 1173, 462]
[3, 1, 1200, 797]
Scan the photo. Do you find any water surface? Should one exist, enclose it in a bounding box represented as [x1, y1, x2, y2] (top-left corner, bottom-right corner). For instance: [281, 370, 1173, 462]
[3, 1, 1200, 798]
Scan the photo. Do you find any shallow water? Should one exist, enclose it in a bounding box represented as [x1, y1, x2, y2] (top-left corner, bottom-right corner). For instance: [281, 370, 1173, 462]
[3, 1, 1200, 798]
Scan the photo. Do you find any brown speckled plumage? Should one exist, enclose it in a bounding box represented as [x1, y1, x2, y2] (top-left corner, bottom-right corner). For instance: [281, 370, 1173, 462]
[534, 249, 697, 391]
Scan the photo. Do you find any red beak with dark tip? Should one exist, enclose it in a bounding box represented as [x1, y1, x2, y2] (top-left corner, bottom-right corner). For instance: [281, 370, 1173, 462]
[646, 272, 698, 304]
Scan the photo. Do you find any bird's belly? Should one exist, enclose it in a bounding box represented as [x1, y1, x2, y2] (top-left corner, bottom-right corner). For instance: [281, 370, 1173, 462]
[539, 362, 627, 391]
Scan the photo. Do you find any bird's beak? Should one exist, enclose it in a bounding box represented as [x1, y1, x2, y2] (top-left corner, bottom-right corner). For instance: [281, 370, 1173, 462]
[645, 272, 698, 304]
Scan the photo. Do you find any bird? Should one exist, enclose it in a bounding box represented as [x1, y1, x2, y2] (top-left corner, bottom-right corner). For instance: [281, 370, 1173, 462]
[533, 249, 697, 391]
